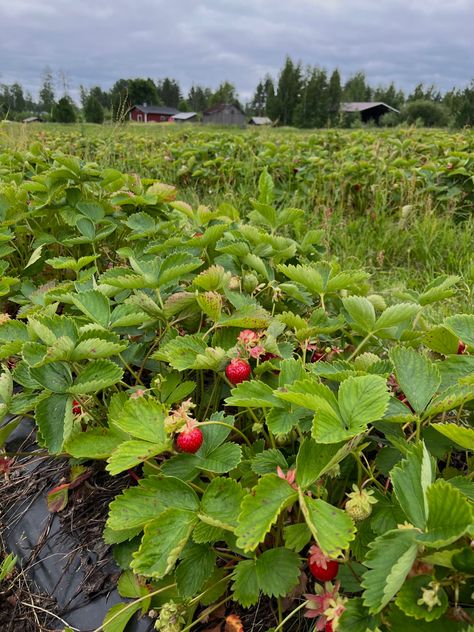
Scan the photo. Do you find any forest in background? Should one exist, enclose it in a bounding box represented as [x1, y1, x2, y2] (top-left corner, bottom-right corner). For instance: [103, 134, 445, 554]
[1, 55, 474, 127]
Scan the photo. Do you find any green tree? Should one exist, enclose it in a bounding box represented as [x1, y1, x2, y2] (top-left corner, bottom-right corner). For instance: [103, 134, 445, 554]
[402, 100, 448, 127]
[274, 56, 302, 126]
[327, 69, 342, 126]
[157, 78, 181, 108]
[84, 95, 104, 123]
[210, 81, 241, 108]
[52, 96, 76, 123]
[39, 66, 55, 114]
[294, 67, 329, 128]
[110, 78, 160, 118]
[187, 85, 210, 112]
[446, 82, 474, 127]
[343, 72, 371, 102]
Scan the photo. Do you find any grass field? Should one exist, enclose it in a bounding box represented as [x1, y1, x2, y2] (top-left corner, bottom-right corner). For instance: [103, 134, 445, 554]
[2, 121, 472, 317]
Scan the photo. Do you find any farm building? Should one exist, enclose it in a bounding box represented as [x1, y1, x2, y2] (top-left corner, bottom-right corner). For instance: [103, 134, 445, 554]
[171, 112, 198, 123]
[203, 103, 246, 127]
[249, 116, 272, 126]
[23, 116, 42, 123]
[129, 105, 179, 123]
[341, 102, 399, 123]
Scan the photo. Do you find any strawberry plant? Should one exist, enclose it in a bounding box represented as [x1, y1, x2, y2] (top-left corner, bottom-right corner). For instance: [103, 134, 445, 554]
[0, 145, 473, 631]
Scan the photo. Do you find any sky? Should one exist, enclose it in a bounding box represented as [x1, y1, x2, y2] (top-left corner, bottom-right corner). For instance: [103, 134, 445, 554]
[1, 0, 473, 104]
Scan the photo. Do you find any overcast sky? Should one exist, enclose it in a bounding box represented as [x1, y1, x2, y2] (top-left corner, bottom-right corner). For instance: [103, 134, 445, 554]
[1, 0, 473, 103]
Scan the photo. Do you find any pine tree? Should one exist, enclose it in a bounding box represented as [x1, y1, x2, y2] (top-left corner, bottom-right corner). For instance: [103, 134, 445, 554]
[84, 95, 104, 123]
[328, 69, 342, 125]
[274, 56, 302, 126]
[39, 66, 55, 114]
[52, 96, 76, 123]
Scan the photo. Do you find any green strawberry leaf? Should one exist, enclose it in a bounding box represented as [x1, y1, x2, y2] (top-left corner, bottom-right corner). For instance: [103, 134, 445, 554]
[236, 474, 298, 552]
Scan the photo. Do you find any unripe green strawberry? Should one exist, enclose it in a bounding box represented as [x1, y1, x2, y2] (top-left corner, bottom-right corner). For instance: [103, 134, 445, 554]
[345, 484, 377, 521]
[243, 272, 259, 293]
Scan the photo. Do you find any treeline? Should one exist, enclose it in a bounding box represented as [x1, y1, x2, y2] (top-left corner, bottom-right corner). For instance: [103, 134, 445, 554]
[1, 58, 474, 127]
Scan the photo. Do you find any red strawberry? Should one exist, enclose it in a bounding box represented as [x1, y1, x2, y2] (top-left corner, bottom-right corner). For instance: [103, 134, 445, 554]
[308, 545, 339, 582]
[325, 621, 334, 632]
[458, 340, 467, 354]
[72, 399, 82, 415]
[176, 427, 203, 453]
[225, 358, 251, 385]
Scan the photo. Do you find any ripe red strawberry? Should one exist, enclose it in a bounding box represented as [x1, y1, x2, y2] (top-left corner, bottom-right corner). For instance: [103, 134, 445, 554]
[176, 427, 203, 453]
[225, 358, 251, 385]
[325, 621, 334, 632]
[458, 340, 467, 354]
[308, 545, 339, 582]
[72, 399, 82, 415]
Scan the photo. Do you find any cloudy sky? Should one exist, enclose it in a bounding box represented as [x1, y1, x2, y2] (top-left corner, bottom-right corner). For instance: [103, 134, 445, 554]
[1, 0, 473, 103]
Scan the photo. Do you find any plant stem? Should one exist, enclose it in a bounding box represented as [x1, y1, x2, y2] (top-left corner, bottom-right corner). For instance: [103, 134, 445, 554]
[273, 600, 307, 632]
[347, 332, 373, 361]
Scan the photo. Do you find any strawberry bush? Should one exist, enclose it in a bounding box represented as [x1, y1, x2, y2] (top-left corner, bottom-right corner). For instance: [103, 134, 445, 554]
[0, 146, 473, 631]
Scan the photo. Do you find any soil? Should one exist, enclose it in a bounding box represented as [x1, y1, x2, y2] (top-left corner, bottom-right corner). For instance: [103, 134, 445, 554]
[0, 419, 312, 632]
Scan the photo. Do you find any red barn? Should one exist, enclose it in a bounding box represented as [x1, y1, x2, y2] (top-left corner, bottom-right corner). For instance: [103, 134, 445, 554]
[129, 104, 179, 123]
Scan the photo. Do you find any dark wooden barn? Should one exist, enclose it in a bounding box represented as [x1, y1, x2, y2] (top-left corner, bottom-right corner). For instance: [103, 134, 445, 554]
[129, 105, 179, 123]
[341, 102, 399, 124]
[202, 103, 246, 127]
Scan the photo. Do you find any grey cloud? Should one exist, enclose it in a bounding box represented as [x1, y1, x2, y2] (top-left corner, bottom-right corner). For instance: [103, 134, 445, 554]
[0, 0, 472, 103]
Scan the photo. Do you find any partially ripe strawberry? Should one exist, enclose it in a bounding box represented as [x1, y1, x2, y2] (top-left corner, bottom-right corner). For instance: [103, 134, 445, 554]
[458, 340, 467, 354]
[176, 427, 203, 453]
[72, 399, 82, 415]
[308, 545, 339, 582]
[225, 358, 251, 385]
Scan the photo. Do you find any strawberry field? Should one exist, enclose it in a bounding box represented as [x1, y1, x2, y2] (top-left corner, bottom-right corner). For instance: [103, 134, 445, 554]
[0, 122, 473, 632]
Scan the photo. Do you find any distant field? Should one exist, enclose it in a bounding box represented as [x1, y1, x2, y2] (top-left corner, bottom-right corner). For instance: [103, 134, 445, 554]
[1, 121, 473, 313]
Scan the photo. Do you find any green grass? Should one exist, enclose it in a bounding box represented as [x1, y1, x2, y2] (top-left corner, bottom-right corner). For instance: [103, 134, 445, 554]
[1, 121, 473, 313]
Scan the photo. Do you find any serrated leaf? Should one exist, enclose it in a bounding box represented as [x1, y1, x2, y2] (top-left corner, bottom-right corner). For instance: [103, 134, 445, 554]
[107, 476, 199, 532]
[199, 477, 245, 531]
[106, 439, 171, 475]
[217, 304, 270, 329]
[70, 337, 127, 360]
[444, 313, 474, 346]
[225, 380, 282, 409]
[113, 397, 167, 443]
[192, 522, 226, 544]
[374, 303, 419, 333]
[232, 559, 260, 608]
[64, 427, 125, 459]
[296, 438, 349, 489]
[251, 448, 288, 475]
[35, 393, 72, 453]
[361, 529, 419, 613]
[343, 296, 376, 333]
[236, 474, 298, 552]
[70, 290, 110, 328]
[431, 423, 474, 451]
[156, 334, 208, 370]
[131, 508, 197, 578]
[29, 362, 72, 393]
[196, 442, 242, 474]
[176, 543, 216, 598]
[423, 325, 459, 355]
[416, 479, 473, 548]
[196, 291, 222, 322]
[390, 347, 440, 414]
[68, 359, 123, 394]
[390, 442, 435, 529]
[283, 523, 312, 552]
[299, 493, 356, 557]
[256, 547, 300, 598]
